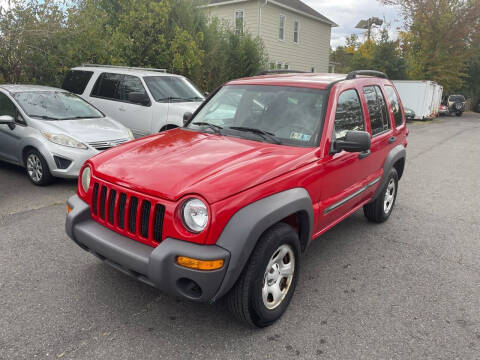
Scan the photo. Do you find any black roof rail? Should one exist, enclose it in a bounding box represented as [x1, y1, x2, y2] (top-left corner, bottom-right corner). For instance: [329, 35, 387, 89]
[346, 70, 388, 80]
[255, 70, 308, 76]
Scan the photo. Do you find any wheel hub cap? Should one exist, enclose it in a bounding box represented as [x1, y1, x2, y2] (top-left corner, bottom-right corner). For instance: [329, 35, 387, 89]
[383, 178, 396, 214]
[262, 244, 295, 310]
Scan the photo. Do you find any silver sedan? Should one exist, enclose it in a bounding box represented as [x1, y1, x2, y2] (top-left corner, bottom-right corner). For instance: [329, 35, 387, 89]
[0, 85, 134, 185]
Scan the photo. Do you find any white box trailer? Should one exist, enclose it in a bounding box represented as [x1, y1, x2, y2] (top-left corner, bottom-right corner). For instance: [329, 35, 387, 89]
[393, 80, 443, 120]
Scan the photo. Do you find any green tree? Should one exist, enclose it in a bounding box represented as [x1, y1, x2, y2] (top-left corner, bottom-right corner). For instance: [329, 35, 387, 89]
[382, 0, 480, 91]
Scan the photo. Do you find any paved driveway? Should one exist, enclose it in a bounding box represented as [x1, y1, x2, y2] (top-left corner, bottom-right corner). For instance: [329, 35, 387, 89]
[1, 114, 479, 359]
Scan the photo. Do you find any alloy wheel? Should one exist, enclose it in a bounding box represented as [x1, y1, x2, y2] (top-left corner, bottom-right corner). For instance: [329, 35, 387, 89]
[27, 153, 43, 183]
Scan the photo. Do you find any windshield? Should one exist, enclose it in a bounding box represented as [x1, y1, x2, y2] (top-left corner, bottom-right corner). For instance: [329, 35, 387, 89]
[13, 91, 103, 120]
[187, 85, 326, 147]
[449, 95, 465, 102]
[144, 76, 204, 102]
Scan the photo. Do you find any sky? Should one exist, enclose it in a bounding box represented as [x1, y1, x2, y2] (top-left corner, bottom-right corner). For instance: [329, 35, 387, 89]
[302, 0, 404, 48]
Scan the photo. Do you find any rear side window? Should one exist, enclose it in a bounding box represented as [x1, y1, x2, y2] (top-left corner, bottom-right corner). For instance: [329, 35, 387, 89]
[334, 89, 365, 140]
[91, 73, 123, 100]
[118, 75, 148, 102]
[384, 85, 403, 127]
[363, 86, 390, 136]
[62, 70, 93, 95]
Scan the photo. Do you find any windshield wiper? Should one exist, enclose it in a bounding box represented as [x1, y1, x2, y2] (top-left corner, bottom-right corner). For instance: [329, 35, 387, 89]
[228, 126, 281, 144]
[192, 122, 223, 134]
[30, 115, 60, 120]
[157, 96, 189, 102]
[188, 96, 204, 101]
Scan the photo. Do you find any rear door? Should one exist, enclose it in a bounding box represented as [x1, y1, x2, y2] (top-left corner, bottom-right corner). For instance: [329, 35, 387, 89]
[361, 84, 395, 181]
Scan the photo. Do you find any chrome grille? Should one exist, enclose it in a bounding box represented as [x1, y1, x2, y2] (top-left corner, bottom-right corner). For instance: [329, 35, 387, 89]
[88, 138, 129, 151]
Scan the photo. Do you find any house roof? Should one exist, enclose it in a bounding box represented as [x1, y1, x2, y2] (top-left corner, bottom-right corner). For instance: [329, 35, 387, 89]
[205, 0, 337, 27]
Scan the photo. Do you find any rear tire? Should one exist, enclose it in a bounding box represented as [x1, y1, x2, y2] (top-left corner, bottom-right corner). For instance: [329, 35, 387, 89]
[25, 149, 54, 186]
[363, 168, 398, 223]
[226, 223, 301, 328]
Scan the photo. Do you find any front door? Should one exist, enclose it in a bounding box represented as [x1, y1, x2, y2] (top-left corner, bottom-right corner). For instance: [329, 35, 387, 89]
[0, 92, 27, 164]
[89, 73, 152, 138]
[316, 88, 378, 233]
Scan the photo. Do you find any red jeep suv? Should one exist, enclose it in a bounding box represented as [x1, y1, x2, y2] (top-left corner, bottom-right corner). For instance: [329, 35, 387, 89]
[66, 70, 407, 327]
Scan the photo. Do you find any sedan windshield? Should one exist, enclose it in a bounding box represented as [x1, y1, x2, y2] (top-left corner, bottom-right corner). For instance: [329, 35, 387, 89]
[13, 91, 103, 120]
[187, 85, 326, 147]
[144, 76, 204, 102]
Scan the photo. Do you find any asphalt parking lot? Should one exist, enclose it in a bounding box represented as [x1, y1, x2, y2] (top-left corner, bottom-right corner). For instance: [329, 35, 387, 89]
[1, 113, 480, 359]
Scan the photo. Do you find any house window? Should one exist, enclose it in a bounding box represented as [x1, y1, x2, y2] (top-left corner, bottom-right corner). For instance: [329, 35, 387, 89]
[279, 15, 286, 40]
[284, 63, 289, 70]
[311, 67, 315, 73]
[235, 10, 244, 35]
[293, 21, 299, 43]
[276, 62, 282, 70]
[269, 62, 275, 70]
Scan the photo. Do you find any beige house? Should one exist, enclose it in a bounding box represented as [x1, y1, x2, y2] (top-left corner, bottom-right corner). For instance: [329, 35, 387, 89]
[202, 0, 337, 73]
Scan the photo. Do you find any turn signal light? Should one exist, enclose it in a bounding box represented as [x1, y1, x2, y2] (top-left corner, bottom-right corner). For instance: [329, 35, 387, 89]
[176, 256, 224, 271]
[66, 205, 72, 213]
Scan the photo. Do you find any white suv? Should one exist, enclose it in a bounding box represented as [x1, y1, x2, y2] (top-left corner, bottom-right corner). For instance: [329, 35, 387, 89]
[62, 65, 205, 138]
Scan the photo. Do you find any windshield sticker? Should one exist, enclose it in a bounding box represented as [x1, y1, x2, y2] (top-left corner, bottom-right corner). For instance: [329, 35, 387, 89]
[290, 132, 311, 142]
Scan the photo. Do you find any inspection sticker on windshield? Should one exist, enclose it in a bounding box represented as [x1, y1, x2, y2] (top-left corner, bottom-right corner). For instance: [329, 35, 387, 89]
[290, 132, 311, 142]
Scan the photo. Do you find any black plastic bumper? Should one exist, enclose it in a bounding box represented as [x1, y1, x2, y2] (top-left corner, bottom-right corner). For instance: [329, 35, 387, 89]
[65, 195, 230, 302]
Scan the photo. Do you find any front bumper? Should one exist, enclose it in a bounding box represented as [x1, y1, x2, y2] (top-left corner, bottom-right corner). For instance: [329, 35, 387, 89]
[66, 195, 230, 302]
[41, 141, 99, 179]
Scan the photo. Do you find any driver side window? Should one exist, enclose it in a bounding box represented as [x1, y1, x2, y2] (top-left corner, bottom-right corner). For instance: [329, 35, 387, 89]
[334, 89, 365, 140]
[0, 92, 25, 125]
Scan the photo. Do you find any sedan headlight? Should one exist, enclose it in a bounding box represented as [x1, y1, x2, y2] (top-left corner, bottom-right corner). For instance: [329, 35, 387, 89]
[42, 132, 87, 149]
[80, 166, 91, 193]
[182, 198, 209, 233]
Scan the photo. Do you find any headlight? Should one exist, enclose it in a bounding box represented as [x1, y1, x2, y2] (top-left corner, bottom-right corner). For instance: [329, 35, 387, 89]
[80, 166, 91, 193]
[182, 198, 209, 233]
[42, 132, 87, 149]
[127, 129, 134, 140]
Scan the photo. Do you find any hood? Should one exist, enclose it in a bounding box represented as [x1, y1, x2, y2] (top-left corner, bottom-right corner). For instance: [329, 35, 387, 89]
[166, 101, 203, 123]
[38, 117, 129, 143]
[91, 129, 316, 203]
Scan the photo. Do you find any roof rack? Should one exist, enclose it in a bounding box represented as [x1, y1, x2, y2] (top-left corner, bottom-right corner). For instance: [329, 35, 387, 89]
[255, 70, 308, 76]
[346, 70, 388, 80]
[81, 64, 167, 73]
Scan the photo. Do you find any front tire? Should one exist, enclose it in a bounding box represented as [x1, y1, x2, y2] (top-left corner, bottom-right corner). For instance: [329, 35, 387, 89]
[25, 149, 54, 186]
[363, 168, 398, 223]
[226, 223, 301, 327]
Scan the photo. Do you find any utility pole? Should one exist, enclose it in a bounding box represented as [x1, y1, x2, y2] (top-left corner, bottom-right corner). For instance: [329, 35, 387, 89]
[355, 17, 383, 41]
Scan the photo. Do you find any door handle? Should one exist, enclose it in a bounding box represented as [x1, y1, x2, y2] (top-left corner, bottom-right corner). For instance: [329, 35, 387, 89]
[388, 136, 396, 144]
[358, 150, 371, 159]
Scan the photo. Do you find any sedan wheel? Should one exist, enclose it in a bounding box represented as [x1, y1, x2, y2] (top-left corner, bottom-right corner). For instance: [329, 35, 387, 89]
[25, 149, 54, 186]
[27, 153, 43, 183]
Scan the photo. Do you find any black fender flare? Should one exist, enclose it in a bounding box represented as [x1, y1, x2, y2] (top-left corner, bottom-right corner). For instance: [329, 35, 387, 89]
[372, 144, 406, 200]
[212, 187, 313, 301]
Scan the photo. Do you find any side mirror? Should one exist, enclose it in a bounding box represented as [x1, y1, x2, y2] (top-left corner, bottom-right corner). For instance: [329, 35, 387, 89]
[183, 112, 193, 125]
[334, 130, 371, 153]
[0, 115, 15, 130]
[128, 92, 150, 106]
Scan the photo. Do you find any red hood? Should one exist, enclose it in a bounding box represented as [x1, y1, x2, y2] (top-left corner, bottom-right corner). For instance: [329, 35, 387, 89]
[90, 129, 316, 203]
